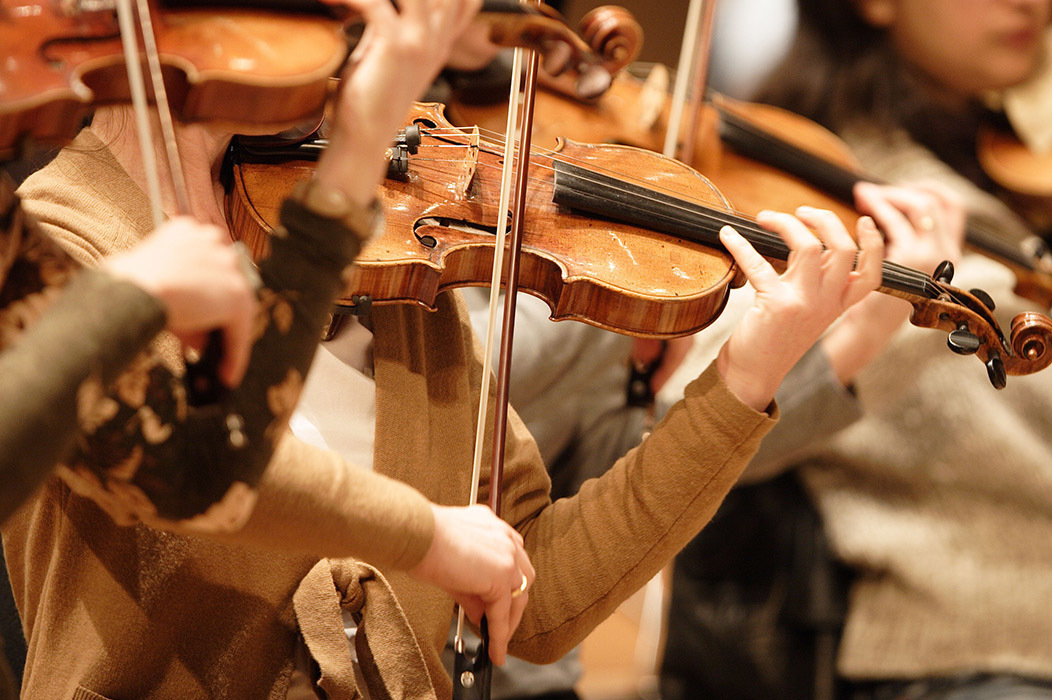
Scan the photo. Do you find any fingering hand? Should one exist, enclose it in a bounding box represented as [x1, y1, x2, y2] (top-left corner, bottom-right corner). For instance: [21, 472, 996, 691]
[315, 0, 489, 205]
[716, 207, 884, 410]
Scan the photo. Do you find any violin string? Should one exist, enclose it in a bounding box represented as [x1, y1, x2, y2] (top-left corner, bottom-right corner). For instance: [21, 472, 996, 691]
[413, 131, 776, 232]
[408, 129, 995, 297]
[410, 151, 931, 295]
[405, 138, 937, 296]
[410, 156, 931, 300]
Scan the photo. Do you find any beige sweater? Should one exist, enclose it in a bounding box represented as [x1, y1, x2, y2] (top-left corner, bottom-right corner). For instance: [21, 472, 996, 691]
[808, 126, 1052, 681]
[3, 132, 776, 699]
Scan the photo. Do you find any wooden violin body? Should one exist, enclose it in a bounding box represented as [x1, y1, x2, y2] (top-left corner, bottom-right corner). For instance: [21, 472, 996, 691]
[0, 1, 349, 158]
[0, 0, 640, 160]
[227, 102, 1052, 386]
[229, 102, 738, 338]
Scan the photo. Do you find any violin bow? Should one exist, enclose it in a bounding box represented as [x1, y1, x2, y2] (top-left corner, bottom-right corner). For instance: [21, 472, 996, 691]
[453, 3, 544, 698]
[115, 0, 234, 403]
[663, 0, 718, 164]
[114, 0, 192, 224]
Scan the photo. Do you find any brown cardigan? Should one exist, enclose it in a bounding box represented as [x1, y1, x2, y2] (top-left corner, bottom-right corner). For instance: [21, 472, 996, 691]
[4, 131, 776, 699]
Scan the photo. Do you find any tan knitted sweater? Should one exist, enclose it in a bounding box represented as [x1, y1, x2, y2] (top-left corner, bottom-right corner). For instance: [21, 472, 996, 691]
[804, 125, 1052, 681]
[3, 132, 776, 699]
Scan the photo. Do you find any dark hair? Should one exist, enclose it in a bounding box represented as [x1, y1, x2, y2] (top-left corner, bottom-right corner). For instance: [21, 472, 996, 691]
[755, 0, 992, 187]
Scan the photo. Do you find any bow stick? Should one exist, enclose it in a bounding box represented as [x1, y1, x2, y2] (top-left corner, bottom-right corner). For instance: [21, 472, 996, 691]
[663, 0, 718, 163]
[453, 4, 545, 698]
[116, 0, 236, 405]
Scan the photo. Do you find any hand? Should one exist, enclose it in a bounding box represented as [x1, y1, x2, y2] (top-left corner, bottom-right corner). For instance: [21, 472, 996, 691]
[445, 18, 502, 71]
[819, 181, 967, 384]
[408, 503, 534, 666]
[854, 180, 965, 274]
[716, 207, 884, 410]
[102, 217, 258, 388]
[315, 0, 487, 205]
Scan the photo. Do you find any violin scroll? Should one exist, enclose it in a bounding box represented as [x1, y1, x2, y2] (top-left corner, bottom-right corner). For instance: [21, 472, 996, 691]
[1010, 311, 1052, 367]
[577, 6, 643, 75]
[903, 280, 1052, 388]
[479, 4, 615, 100]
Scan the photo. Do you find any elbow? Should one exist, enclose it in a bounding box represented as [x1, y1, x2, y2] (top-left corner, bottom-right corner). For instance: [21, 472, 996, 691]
[508, 631, 580, 665]
[148, 481, 259, 535]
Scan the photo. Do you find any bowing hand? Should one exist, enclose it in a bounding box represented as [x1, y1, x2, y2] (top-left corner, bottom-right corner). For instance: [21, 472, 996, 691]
[408, 503, 534, 666]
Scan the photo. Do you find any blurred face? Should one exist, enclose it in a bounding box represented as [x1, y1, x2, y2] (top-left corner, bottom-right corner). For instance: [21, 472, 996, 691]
[856, 0, 1052, 97]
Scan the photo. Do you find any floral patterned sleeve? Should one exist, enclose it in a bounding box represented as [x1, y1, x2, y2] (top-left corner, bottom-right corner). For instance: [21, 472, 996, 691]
[0, 174, 165, 524]
[0, 173, 367, 531]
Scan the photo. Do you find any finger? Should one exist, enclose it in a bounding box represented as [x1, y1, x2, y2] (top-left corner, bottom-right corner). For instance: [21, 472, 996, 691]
[843, 216, 885, 307]
[449, 0, 485, 38]
[485, 595, 512, 666]
[853, 183, 918, 252]
[458, 596, 485, 625]
[754, 211, 823, 287]
[794, 206, 858, 286]
[856, 182, 933, 238]
[507, 549, 534, 641]
[176, 330, 207, 355]
[719, 225, 780, 292]
[910, 180, 967, 248]
[218, 293, 258, 388]
[508, 591, 529, 650]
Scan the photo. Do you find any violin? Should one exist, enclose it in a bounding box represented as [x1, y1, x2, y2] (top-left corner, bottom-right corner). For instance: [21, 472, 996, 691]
[711, 94, 1052, 312]
[0, 0, 634, 161]
[0, 1, 345, 159]
[449, 69, 863, 227]
[450, 72, 1052, 311]
[977, 119, 1052, 236]
[226, 101, 1052, 388]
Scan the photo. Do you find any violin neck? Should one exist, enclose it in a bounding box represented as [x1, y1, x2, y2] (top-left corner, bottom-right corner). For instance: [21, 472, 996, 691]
[550, 159, 941, 302]
[716, 104, 860, 204]
[715, 102, 1047, 275]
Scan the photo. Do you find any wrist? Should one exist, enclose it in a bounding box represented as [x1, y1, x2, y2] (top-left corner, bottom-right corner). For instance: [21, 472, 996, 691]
[290, 177, 383, 241]
[716, 344, 780, 413]
[313, 125, 393, 207]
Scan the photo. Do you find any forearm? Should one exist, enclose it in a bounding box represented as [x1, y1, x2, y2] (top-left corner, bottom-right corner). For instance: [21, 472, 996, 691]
[66, 199, 369, 526]
[504, 362, 777, 662]
[160, 431, 436, 571]
[0, 269, 164, 524]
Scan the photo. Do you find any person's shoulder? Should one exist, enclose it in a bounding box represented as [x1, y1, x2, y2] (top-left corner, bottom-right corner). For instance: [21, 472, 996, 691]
[18, 128, 152, 265]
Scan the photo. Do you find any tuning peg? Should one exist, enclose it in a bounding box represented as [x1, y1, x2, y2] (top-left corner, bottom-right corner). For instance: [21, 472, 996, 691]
[933, 260, 954, 284]
[969, 288, 996, 311]
[947, 327, 981, 355]
[386, 139, 414, 179]
[986, 354, 1007, 389]
[402, 124, 421, 154]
